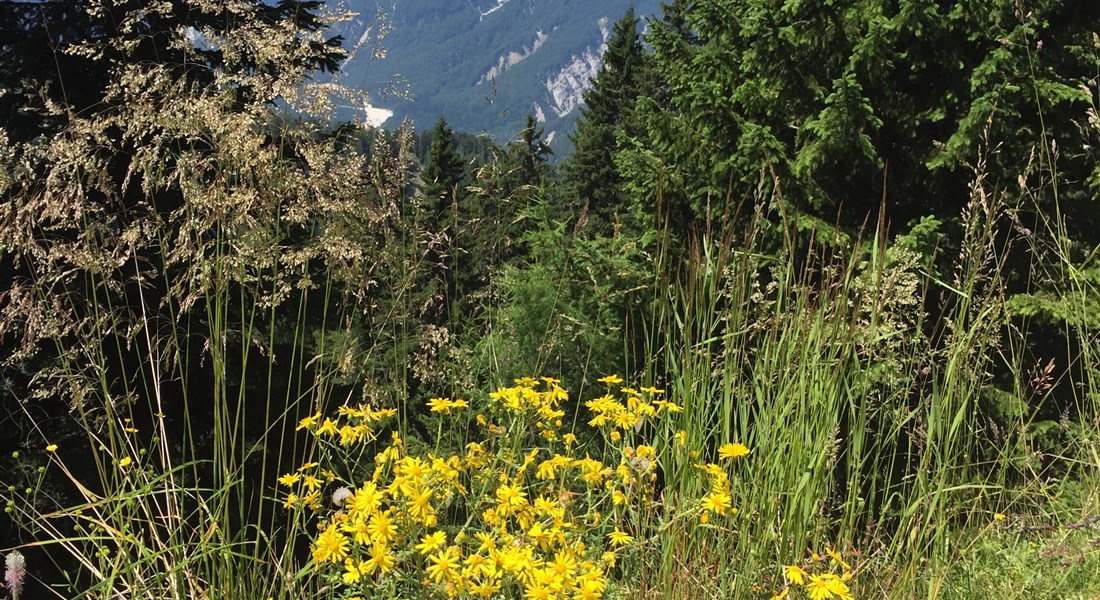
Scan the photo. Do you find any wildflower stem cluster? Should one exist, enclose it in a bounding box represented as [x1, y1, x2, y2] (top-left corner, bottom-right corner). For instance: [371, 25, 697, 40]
[284, 376, 767, 599]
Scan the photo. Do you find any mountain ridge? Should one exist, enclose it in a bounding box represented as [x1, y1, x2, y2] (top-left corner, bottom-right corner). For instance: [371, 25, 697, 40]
[328, 0, 661, 148]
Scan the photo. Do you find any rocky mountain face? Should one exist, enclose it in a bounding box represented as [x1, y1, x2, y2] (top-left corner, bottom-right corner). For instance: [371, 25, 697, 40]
[328, 0, 660, 150]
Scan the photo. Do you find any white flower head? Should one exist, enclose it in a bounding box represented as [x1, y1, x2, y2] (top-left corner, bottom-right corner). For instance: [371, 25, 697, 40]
[5, 550, 26, 599]
[331, 486, 352, 507]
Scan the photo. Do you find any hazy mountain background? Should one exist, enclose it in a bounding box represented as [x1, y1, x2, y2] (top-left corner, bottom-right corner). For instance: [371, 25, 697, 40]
[328, 0, 661, 151]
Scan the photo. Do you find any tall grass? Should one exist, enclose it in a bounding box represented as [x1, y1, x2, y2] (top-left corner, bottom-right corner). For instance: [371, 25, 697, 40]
[0, 6, 420, 593]
[2, 157, 405, 599]
[640, 154, 1099, 597]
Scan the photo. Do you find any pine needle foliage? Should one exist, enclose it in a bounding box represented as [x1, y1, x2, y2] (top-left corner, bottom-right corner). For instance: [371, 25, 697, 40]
[625, 0, 1100, 233]
[566, 6, 649, 238]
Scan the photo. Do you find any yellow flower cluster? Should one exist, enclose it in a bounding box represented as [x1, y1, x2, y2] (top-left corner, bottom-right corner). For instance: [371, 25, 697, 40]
[278, 458, 334, 511]
[695, 462, 736, 523]
[775, 547, 856, 600]
[283, 377, 690, 599]
[487, 377, 569, 441]
[295, 402, 396, 448]
[427, 397, 470, 414]
[584, 383, 681, 437]
[694, 439, 750, 523]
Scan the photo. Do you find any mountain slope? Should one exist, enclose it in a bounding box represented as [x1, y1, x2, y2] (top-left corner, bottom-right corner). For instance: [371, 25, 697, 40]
[330, 0, 661, 149]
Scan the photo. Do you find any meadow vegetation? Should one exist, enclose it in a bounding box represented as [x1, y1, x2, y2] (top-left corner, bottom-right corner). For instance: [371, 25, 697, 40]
[1, 1, 1098, 599]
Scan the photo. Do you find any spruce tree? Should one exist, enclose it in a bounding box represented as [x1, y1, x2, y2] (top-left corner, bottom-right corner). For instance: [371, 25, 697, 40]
[626, 0, 1100, 236]
[421, 116, 467, 217]
[654, 0, 695, 48]
[413, 115, 468, 333]
[565, 6, 646, 237]
[510, 114, 554, 188]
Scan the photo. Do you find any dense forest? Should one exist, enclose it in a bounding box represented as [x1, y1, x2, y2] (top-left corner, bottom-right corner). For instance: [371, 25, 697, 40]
[1, 1, 1098, 599]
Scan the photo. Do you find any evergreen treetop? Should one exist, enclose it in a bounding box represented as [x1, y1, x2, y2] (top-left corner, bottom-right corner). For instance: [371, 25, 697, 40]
[421, 116, 467, 213]
[566, 6, 648, 236]
[509, 114, 554, 188]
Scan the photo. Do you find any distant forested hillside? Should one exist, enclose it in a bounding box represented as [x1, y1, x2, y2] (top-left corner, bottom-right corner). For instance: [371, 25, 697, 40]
[328, 0, 661, 147]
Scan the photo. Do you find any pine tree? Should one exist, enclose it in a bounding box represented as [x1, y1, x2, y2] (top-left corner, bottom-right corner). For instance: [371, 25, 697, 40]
[626, 0, 1100, 235]
[509, 114, 553, 189]
[565, 6, 647, 237]
[654, 0, 695, 48]
[421, 116, 467, 217]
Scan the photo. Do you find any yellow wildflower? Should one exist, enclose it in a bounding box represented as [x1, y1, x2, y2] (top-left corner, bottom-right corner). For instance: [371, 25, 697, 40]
[342, 518, 371, 545]
[613, 410, 638, 430]
[403, 484, 435, 524]
[427, 546, 460, 584]
[576, 566, 606, 599]
[825, 547, 851, 571]
[347, 482, 381, 520]
[701, 490, 733, 515]
[805, 575, 833, 600]
[303, 489, 321, 510]
[302, 474, 322, 492]
[368, 510, 397, 545]
[475, 531, 496, 553]
[496, 483, 527, 511]
[528, 521, 553, 551]
[549, 550, 577, 580]
[296, 412, 320, 431]
[337, 425, 360, 446]
[784, 565, 808, 585]
[426, 397, 452, 413]
[417, 530, 447, 555]
[658, 399, 684, 413]
[363, 543, 394, 574]
[317, 418, 339, 436]
[468, 579, 501, 597]
[341, 558, 362, 584]
[607, 528, 633, 547]
[525, 579, 552, 600]
[823, 573, 852, 599]
[311, 524, 349, 564]
[718, 442, 751, 460]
